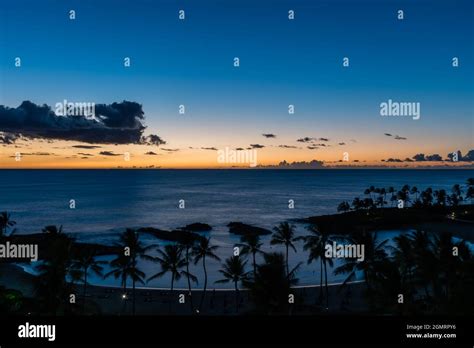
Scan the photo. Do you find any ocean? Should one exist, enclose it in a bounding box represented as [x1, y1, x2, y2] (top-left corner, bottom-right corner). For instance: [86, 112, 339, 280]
[1, 169, 472, 288]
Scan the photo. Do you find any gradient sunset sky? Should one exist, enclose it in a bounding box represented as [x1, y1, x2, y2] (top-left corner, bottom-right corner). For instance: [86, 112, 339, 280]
[0, 0, 473, 168]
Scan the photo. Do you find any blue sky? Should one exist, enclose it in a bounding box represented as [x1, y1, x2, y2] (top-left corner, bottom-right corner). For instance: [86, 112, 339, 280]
[0, 0, 473, 168]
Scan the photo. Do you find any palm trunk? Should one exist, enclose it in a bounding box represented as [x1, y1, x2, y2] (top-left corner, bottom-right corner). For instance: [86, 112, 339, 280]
[82, 268, 88, 313]
[185, 248, 194, 313]
[169, 275, 174, 314]
[252, 252, 256, 278]
[285, 245, 289, 278]
[324, 258, 329, 309]
[234, 281, 239, 313]
[132, 277, 136, 315]
[199, 256, 207, 312]
[319, 257, 323, 303]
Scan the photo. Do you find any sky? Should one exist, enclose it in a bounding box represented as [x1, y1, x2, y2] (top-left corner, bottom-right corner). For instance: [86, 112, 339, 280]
[0, 0, 473, 168]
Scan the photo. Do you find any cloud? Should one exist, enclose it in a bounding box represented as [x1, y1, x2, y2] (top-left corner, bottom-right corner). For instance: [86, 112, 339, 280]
[318, 137, 329, 142]
[338, 142, 346, 145]
[201, 147, 218, 151]
[77, 152, 93, 156]
[144, 151, 158, 155]
[394, 135, 407, 140]
[447, 150, 474, 162]
[99, 151, 121, 156]
[259, 160, 324, 169]
[0, 101, 165, 146]
[72, 145, 102, 149]
[307, 145, 319, 150]
[412, 153, 443, 162]
[235, 147, 244, 151]
[161, 148, 179, 152]
[0, 132, 19, 144]
[278, 145, 299, 149]
[384, 133, 392, 137]
[249, 144, 265, 149]
[297, 137, 314, 143]
[262, 133, 276, 138]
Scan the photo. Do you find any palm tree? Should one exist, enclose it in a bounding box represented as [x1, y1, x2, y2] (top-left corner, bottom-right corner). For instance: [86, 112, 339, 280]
[235, 234, 264, 277]
[244, 252, 301, 314]
[434, 189, 447, 206]
[146, 244, 195, 313]
[215, 256, 248, 313]
[410, 186, 419, 203]
[388, 187, 396, 206]
[334, 231, 389, 307]
[116, 228, 150, 315]
[466, 186, 474, 203]
[0, 211, 16, 237]
[337, 201, 351, 212]
[105, 253, 131, 314]
[35, 231, 75, 314]
[352, 197, 363, 210]
[192, 237, 220, 312]
[271, 222, 299, 277]
[421, 187, 433, 207]
[178, 233, 198, 313]
[42, 225, 63, 235]
[302, 224, 335, 308]
[72, 250, 106, 313]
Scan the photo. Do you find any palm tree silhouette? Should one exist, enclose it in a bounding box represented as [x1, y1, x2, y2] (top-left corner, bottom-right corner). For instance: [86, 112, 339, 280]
[0, 211, 16, 237]
[244, 252, 301, 314]
[192, 237, 220, 312]
[334, 231, 388, 307]
[72, 250, 106, 313]
[105, 253, 131, 314]
[271, 222, 299, 277]
[302, 224, 335, 308]
[146, 244, 196, 313]
[235, 234, 264, 277]
[115, 228, 150, 315]
[36, 229, 75, 315]
[178, 233, 198, 313]
[215, 255, 248, 313]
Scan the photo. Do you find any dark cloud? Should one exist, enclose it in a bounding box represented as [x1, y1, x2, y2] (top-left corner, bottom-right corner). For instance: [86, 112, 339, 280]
[0, 132, 19, 144]
[144, 151, 158, 155]
[394, 135, 407, 140]
[278, 145, 299, 149]
[384, 158, 403, 162]
[404, 157, 413, 162]
[384, 133, 392, 137]
[338, 142, 346, 146]
[259, 160, 324, 169]
[297, 137, 314, 143]
[0, 101, 165, 146]
[235, 147, 244, 151]
[262, 133, 276, 138]
[201, 147, 218, 151]
[161, 148, 179, 152]
[412, 153, 443, 161]
[447, 150, 474, 162]
[77, 152, 93, 156]
[307, 146, 319, 150]
[99, 151, 121, 156]
[72, 145, 102, 149]
[250, 144, 265, 149]
[318, 138, 329, 142]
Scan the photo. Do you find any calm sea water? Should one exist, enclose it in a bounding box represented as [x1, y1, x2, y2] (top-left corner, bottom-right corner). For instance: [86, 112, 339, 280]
[1, 169, 472, 288]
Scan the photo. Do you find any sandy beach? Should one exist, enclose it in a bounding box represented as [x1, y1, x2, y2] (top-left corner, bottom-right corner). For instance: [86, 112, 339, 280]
[0, 263, 367, 315]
